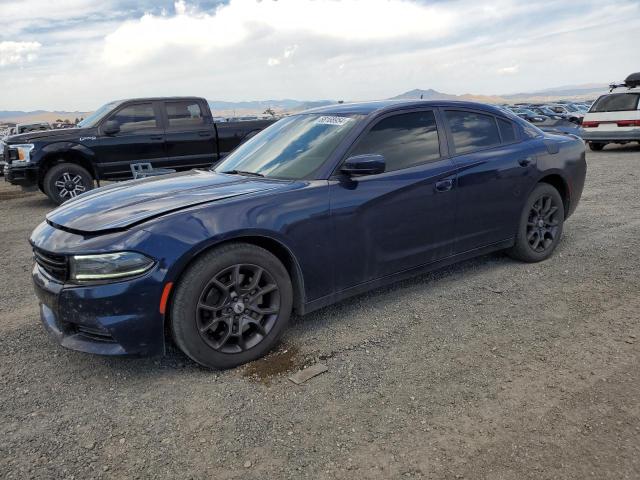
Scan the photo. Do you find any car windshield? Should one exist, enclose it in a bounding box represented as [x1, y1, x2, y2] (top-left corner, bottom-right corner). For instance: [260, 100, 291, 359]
[590, 93, 640, 112]
[77, 101, 123, 128]
[214, 113, 362, 180]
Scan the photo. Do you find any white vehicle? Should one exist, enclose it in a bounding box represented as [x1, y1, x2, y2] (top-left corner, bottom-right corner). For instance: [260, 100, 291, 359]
[582, 72, 640, 151]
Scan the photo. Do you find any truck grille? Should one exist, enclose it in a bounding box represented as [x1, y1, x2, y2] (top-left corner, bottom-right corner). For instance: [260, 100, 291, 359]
[33, 248, 68, 282]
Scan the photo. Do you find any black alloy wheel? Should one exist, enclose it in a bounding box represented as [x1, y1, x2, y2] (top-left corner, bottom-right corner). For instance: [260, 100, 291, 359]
[196, 263, 280, 353]
[170, 243, 293, 369]
[526, 195, 560, 253]
[507, 183, 564, 263]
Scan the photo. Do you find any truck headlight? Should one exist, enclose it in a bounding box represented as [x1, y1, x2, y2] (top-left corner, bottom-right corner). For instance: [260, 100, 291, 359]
[70, 252, 155, 282]
[10, 144, 35, 165]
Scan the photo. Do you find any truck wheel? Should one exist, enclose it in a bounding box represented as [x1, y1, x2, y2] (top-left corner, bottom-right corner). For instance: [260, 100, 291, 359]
[170, 243, 293, 369]
[588, 142, 605, 151]
[507, 183, 564, 263]
[43, 163, 94, 205]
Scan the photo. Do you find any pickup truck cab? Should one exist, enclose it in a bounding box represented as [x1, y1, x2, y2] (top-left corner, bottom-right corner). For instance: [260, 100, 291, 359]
[3, 97, 274, 204]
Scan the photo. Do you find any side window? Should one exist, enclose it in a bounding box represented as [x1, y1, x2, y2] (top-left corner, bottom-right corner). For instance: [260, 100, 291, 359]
[497, 117, 517, 143]
[109, 103, 157, 133]
[445, 110, 501, 154]
[349, 111, 440, 172]
[166, 101, 205, 128]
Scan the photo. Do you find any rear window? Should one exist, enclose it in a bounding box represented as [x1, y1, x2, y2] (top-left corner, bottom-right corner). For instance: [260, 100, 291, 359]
[590, 94, 640, 113]
[445, 111, 501, 154]
[497, 118, 517, 143]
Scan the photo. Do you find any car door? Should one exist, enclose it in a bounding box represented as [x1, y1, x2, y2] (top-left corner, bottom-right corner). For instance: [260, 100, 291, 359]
[162, 100, 217, 171]
[441, 109, 540, 253]
[329, 109, 458, 291]
[93, 101, 166, 179]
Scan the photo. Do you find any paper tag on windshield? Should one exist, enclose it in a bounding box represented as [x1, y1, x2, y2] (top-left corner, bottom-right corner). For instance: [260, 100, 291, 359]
[315, 116, 352, 126]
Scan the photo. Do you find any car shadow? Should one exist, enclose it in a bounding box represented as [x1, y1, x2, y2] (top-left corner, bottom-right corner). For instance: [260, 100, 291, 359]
[89, 250, 509, 377]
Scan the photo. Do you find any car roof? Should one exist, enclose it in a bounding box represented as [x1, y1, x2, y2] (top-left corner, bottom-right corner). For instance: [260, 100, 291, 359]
[302, 99, 507, 116]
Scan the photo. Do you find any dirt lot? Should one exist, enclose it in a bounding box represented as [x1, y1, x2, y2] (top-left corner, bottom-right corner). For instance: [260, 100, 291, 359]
[1, 145, 639, 479]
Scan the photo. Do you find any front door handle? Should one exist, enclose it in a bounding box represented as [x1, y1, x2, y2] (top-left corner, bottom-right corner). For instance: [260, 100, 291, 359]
[435, 179, 454, 192]
[518, 156, 535, 167]
[198, 131, 211, 137]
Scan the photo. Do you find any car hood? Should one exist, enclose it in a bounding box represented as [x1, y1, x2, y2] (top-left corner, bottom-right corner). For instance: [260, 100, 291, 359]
[46, 170, 290, 233]
[6, 127, 90, 143]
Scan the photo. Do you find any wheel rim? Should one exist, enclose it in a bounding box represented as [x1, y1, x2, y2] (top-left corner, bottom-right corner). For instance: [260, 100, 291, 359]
[526, 194, 560, 253]
[196, 264, 280, 353]
[53, 172, 86, 199]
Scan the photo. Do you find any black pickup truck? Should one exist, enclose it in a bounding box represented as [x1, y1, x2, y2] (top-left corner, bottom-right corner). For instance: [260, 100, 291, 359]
[3, 97, 275, 204]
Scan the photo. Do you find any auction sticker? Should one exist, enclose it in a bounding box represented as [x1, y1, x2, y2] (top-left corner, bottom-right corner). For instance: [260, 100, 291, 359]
[315, 116, 352, 126]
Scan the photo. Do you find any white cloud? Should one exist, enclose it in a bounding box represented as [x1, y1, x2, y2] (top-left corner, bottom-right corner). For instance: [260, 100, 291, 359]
[0, 41, 42, 67]
[103, 0, 455, 67]
[1, 0, 640, 110]
[497, 65, 519, 75]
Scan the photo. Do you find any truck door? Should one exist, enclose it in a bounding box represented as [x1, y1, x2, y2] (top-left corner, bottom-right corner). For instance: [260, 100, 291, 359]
[93, 101, 166, 180]
[162, 100, 217, 171]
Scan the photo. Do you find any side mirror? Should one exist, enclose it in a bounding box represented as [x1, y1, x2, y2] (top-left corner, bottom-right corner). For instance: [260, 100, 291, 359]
[341, 154, 385, 176]
[103, 120, 120, 135]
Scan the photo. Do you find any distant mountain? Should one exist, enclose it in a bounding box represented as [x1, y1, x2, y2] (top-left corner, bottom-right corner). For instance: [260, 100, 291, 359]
[208, 99, 335, 113]
[0, 82, 612, 123]
[390, 88, 457, 100]
[503, 83, 609, 99]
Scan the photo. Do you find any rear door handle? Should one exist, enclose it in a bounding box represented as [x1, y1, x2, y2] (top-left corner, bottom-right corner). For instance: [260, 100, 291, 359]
[435, 179, 454, 192]
[149, 135, 163, 141]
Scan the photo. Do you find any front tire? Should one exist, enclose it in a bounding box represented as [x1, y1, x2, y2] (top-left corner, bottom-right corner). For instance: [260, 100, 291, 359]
[170, 243, 293, 369]
[588, 142, 605, 151]
[43, 163, 94, 205]
[507, 183, 564, 263]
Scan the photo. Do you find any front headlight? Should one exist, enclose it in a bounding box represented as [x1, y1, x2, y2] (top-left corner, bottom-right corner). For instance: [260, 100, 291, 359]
[10, 144, 35, 165]
[70, 252, 155, 282]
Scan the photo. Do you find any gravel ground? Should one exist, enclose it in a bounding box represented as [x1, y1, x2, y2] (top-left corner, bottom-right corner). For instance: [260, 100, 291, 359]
[1, 145, 639, 479]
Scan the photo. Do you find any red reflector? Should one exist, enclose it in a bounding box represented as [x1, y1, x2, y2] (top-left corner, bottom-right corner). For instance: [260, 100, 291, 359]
[582, 121, 599, 128]
[159, 282, 173, 315]
[616, 120, 640, 127]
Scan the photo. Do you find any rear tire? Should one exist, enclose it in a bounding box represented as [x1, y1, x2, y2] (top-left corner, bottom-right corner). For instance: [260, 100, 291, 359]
[43, 163, 94, 205]
[507, 183, 564, 263]
[588, 142, 605, 151]
[170, 243, 293, 369]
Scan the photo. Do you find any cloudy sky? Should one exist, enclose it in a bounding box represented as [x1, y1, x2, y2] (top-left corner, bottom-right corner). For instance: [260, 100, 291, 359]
[0, 0, 639, 111]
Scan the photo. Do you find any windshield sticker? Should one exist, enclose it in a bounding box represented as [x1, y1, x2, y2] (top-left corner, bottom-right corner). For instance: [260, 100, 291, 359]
[315, 116, 353, 126]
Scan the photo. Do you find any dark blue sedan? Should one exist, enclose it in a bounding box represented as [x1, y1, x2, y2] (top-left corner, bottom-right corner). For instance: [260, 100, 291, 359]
[30, 100, 586, 368]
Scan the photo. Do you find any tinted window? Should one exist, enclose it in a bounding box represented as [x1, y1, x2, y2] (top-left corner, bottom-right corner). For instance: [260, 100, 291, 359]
[350, 111, 440, 172]
[446, 111, 501, 154]
[497, 118, 517, 143]
[166, 101, 205, 127]
[109, 103, 157, 132]
[590, 93, 640, 112]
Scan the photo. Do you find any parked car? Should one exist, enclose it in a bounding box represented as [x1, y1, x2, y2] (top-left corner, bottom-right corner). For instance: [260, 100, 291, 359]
[29, 100, 586, 369]
[528, 106, 568, 120]
[3, 97, 275, 204]
[546, 104, 583, 124]
[582, 73, 640, 151]
[507, 107, 548, 123]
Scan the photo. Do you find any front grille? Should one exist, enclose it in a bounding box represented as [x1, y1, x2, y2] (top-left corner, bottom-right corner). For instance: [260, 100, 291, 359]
[33, 248, 68, 282]
[75, 325, 116, 343]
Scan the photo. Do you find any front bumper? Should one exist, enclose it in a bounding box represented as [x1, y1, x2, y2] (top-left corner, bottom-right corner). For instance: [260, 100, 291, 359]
[582, 128, 640, 142]
[32, 263, 166, 357]
[5, 164, 38, 187]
